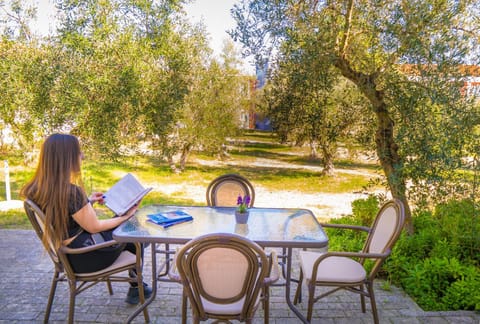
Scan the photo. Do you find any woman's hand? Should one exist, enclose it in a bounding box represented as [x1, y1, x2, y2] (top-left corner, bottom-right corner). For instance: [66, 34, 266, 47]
[89, 192, 105, 205]
[122, 199, 142, 220]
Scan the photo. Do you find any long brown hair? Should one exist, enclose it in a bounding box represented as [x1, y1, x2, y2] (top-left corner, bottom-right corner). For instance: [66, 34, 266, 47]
[21, 134, 84, 249]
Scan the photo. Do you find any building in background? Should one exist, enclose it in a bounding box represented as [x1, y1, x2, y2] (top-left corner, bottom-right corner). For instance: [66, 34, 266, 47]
[459, 65, 480, 99]
[252, 61, 272, 131]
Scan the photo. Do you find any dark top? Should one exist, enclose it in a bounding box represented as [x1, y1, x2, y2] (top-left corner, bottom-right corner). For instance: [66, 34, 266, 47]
[66, 185, 89, 238]
[64, 185, 131, 273]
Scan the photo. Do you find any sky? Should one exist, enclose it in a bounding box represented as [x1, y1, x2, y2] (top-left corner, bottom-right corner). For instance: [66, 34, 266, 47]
[184, 0, 238, 56]
[28, 0, 254, 73]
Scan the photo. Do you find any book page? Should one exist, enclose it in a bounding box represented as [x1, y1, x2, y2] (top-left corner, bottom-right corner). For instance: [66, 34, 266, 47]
[104, 173, 152, 215]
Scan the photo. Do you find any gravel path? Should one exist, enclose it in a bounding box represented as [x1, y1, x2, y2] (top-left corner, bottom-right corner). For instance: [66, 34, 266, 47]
[155, 182, 376, 220]
[155, 155, 384, 220]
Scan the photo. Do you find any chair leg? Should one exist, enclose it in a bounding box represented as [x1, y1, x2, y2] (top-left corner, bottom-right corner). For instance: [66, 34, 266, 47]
[44, 270, 60, 323]
[293, 268, 303, 305]
[182, 290, 188, 324]
[280, 247, 287, 279]
[360, 284, 366, 313]
[306, 282, 315, 322]
[68, 281, 77, 324]
[106, 279, 113, 295]
[367, 283, 379, 324]
[263, 287, 269, 324]
[137, 276, 150, 322]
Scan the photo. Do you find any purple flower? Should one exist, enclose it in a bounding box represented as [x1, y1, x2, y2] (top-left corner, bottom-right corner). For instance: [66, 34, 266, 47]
[236, 195, 250, 213]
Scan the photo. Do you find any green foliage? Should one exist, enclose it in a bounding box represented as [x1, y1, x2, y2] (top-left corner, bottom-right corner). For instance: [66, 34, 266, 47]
[442, 274, 480, 311]
[0, 0, 36, 41]
[433, 199, 480, 263]
[0, 0, 253, 167]
[351, 194, 379, 226]
[259, 37, 373, 174]
[324, 197, 374, 252]
[401, 257, 480, 311]
[231, 0, 480, 232]
[170, 42, 250, 171]
[324, 214, 366, 253]
[382, 199, 480, 311]
[262, 37, 373, 175]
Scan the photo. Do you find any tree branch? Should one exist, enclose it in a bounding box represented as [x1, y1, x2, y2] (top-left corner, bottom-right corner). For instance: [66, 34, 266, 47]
[340, 0, 355, 55]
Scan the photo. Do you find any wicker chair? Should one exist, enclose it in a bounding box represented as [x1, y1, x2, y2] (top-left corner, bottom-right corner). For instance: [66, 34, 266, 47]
[24, 199, 149, 324]
[169, 233, 279, 324]
[293, 199, 405, 323]
[206, 174, 255, 207]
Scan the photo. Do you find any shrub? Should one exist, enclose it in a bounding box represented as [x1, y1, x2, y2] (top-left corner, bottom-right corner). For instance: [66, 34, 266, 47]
[433, 199, 480, 264]
[442, 274, 480, 311]
[351, 194, 379, 226]
[391, 210, 439, 260]
[383, 199, 480, 311]
[325, 215, 366, 252]
[401, 257, 480, 311]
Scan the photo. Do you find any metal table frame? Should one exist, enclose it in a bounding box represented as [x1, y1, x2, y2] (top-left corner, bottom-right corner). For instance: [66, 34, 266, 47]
[113, 205, 328, 323]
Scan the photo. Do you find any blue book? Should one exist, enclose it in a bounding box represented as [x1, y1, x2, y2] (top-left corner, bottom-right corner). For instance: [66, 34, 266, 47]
[147, 210, 193, 227]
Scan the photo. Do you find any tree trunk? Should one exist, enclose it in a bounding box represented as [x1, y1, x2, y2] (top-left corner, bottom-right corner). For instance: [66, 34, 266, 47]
[320, 144, 335, 176]
[334, 56, 413, 233]
[309, 141, 318, 158]
[374, 104, 413, 234]
[179, 143, 192, 171]
[167, 154, 179, 174]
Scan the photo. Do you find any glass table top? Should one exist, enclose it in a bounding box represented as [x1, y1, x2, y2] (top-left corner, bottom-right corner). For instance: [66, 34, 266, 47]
[114, 205, 328, 248]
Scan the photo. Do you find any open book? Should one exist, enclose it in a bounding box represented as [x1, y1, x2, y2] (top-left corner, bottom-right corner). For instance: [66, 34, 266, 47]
[103, 173, 152, 215]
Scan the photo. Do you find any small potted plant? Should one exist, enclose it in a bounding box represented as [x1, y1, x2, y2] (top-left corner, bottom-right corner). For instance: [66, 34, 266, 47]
[235, 195, 250, 224]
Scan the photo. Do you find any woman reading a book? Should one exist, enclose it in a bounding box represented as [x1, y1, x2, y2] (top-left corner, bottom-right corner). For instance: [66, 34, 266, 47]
[21, 133, 151, 304]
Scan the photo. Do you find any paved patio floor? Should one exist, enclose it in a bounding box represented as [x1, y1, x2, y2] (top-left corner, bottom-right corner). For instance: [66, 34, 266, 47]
[1, 229, 478, 323]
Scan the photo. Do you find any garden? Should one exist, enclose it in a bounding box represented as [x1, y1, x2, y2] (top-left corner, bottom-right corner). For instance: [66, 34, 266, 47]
[1, 0, 479, 314]
[1, 131, 478, 311]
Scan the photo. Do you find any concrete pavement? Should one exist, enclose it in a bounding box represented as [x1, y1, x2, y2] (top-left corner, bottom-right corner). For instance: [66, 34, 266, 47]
[0, 229, 478, 323]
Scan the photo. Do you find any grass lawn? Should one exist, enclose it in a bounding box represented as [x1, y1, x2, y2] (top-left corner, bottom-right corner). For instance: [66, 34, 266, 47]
[0, 131, 382, 228]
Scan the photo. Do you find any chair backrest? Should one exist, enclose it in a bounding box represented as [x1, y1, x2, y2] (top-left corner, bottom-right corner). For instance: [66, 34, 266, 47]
[363, 199, 405, 276]
[206, 174, 255, 207]
[24, 199, 63, 272]
[175, 233, 269, 322]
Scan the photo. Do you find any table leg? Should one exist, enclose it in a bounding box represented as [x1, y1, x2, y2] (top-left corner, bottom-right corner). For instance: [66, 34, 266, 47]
[285, 247, 308, 323]
[127, 243, 158, 323]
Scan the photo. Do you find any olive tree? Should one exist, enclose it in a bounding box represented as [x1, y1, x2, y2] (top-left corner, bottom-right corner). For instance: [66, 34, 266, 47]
[264, 35, 371, 175]
[230, 0, 480, 232]
[167, 40, 251, 172]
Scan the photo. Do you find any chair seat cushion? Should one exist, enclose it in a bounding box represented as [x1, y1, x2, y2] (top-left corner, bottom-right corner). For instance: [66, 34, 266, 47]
[201, 293, 262, 315]
[76, 251, 136, 277]
[202, 295, 246, 315]
[299, 251, 366, 283]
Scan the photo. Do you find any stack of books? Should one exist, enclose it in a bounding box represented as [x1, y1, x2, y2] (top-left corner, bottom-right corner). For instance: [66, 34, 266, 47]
[147, 210, 193, 228]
